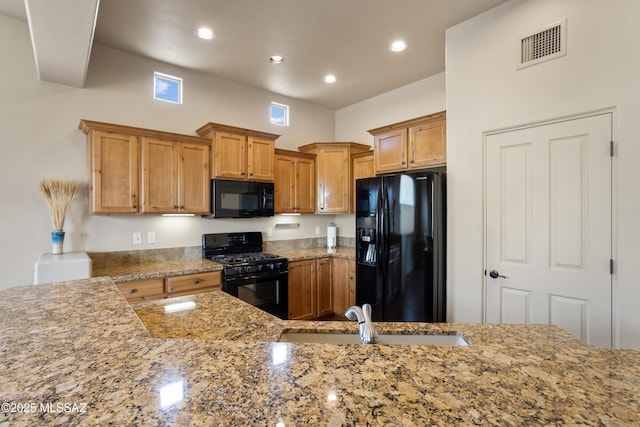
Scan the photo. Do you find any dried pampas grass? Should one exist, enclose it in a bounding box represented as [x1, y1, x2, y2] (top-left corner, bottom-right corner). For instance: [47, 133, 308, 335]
[39, 178, 79, 230]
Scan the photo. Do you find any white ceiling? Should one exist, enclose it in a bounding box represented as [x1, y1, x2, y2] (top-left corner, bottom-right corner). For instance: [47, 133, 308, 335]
[0, 0, 506, 110]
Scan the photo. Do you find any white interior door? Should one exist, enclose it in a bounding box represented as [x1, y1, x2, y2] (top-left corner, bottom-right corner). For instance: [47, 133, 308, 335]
[485, 113, 612, 347]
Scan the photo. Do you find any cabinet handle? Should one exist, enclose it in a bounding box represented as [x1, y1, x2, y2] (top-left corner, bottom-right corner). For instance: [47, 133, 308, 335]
[250, 172, 254, 176]
[130, 289, 137, 294]
[179, 205, 184, 209]
[194, 279, 201, 284]
[172, 205, 178, 210]
[131, 204, 137, 209]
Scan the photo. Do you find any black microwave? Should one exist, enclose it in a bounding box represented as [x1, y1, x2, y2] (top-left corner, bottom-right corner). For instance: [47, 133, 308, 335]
[203, 179, 274, 218]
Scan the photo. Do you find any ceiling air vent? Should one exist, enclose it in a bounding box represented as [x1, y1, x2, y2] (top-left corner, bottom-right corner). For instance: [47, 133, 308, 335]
[518, 19, 567, 69]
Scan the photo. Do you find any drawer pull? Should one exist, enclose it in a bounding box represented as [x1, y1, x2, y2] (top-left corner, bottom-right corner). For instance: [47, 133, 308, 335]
[194, 279, 201, 285]
[130, 289, 137, 294]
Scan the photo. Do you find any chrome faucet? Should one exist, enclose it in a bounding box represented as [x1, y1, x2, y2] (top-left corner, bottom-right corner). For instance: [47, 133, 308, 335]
[345, 304, 379, 344]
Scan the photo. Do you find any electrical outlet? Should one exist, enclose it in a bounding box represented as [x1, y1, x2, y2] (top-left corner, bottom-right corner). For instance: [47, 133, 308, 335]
[133, 232, 142, 245]
[147, 231, 156, 244]
[315, 226, 321, 235]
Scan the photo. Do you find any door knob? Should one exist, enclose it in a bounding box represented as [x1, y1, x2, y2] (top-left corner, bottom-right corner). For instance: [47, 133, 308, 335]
[488, 270, 507, 279]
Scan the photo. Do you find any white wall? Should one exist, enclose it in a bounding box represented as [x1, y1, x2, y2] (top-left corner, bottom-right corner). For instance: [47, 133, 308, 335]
[0, 15, 336, 288]
[446, 0, 640, 348]
[333, 73, 447, 236]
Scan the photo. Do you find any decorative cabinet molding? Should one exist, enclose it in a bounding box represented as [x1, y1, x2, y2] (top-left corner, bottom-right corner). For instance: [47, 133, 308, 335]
[298, 142, 370, 214]
[80, 119, 211, 215]
[368, 111, 446, 174]
[196, 122, 280, 182]
[274, 149, 316, 214]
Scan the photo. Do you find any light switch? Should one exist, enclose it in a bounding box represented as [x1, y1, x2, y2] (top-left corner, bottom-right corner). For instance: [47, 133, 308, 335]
[147, 231, 156, 244]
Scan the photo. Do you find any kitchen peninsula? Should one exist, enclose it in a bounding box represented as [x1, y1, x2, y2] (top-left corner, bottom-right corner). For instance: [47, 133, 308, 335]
[1, 277, 639, 426]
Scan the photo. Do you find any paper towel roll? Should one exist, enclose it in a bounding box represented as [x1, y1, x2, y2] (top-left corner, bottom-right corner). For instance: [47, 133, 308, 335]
[327, 225, 337, 249]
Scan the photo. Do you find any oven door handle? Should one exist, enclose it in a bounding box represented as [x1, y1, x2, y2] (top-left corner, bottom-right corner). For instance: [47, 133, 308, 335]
[224, 271, 288, 283]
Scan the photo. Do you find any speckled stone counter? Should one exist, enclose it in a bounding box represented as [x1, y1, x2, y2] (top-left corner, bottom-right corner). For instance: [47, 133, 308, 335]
[92, 258, 223, 283]
[90, 246, 352, 283]
[2, 278, 639, 426]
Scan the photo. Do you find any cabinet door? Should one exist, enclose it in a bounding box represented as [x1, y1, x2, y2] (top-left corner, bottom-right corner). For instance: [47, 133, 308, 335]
[331, 257, 349, 317]
[288, 260, 316, 320]
[295, 157, 316, 213]
[409, 119, 446, 168]
[274, 155, 295, 213]
[317, 258, 333, 318]
[247, 136, 275, 181]
[317, 147, 350, 213]
[348, 259, 356, 308]
[89, 130, 139, 213]
[179, 142, 210, 213]
[374, 129, 407, 173]
[213, 132, 246, 179]
[141, 137, 178, 213]
[352, 152, 374, 213]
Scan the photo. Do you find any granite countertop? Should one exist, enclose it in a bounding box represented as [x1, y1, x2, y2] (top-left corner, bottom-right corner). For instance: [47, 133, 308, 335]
[92, 247, 355, 283]
[2, 278, 639, 426]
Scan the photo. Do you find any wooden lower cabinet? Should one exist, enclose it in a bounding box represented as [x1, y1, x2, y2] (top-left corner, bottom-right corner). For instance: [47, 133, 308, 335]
[317, 258, 333, 318]
[288, 259, 317, 320]
[348, 259, 356, 308]
[288, 257, 355, 320]
[117, 271, 222, 303]
[331, 257, 349, 317]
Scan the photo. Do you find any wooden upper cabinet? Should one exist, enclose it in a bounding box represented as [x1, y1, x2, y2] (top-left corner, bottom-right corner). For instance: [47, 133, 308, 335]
[141, 137, 177, 213]
[409, 118, 446, 168]
[369, 111, 446, 174]
[141, 137, 210, 214]
[85, 129, 139, 214]
[374, 129, 407, 173]
[179, 142, 211, 213]
[196, 122, 279, 182]
[214, 132, 246, 179]
[351, 151, 375, 212]
[80, 119, 210, 215]
[274, 149, 315, 214]
[248, 136, 275, 181]
[298, 142, 370, 214]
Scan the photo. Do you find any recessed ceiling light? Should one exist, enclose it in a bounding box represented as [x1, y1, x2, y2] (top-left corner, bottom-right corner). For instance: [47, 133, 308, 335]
[324, 74, 337, 84]
[197, 27, 215, 40]
[269, 55, 285, 64]
[390, 40, 407, 52]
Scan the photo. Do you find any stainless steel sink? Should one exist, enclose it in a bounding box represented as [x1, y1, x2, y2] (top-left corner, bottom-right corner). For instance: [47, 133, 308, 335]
[278, 332, 469, 346]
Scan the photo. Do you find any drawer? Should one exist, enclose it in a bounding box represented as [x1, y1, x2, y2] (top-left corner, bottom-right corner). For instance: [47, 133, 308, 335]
[166, 271, 222, 294]
[118, 279, 165, 302]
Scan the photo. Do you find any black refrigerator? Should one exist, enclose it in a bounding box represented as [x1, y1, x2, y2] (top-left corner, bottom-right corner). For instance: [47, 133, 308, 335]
[355, 169, 446, 322]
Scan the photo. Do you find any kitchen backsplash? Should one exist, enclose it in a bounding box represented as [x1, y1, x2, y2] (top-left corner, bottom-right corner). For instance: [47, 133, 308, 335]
[89, 237, 355, 269]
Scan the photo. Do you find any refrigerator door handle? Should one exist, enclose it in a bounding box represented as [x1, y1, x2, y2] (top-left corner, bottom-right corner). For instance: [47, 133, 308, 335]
[377, 185, 385, 271]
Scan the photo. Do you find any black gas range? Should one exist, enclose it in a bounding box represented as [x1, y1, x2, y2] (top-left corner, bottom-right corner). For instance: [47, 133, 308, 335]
[202, 232, 288, 319]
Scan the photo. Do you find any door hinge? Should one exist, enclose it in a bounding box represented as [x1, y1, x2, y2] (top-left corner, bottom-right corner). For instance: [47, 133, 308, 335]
[610, 259, 614, 275]
[610, 140, 614, 157]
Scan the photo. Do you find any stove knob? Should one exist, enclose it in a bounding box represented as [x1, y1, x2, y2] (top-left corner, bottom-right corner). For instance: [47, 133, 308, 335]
[256, 264, 264, 272]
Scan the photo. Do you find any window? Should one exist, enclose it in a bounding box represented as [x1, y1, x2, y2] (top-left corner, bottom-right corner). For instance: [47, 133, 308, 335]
[154, 72, 182, 104]
[270, 102, 289, 126]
